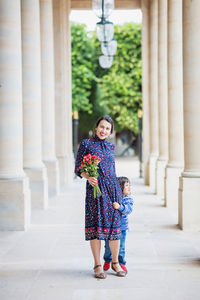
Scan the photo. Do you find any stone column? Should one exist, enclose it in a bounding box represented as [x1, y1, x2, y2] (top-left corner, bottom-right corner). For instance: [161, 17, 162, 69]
[141, 0, 150, 186]
[156, 0, 168, 199]
[165, 0, 184, 211]
[0, 0, 30, 230]
[64, 0, 74, 185]
[40, 0, 60, 197]
[21, 0, 48, 209]
[149, 0, 159, 192]
[179, 0, 200, 230]
[53, 0, 73, 189]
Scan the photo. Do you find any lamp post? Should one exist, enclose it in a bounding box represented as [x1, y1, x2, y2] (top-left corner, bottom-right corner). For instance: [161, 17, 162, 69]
[138, 109, 143, 178]
[99, 54, 113, 68]
[101, 38, 117, 56]
[92, 0, 114, 19]
[96, 19, 114, 42]
[73, 110, 79, 159]
[92, 0, 116, 69]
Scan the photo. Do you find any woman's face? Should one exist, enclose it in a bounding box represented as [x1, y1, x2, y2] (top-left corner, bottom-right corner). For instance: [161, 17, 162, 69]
[95, 120, 112, 140]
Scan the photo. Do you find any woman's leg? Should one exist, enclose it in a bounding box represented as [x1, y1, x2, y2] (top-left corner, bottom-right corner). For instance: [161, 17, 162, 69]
[90, 239, 102, 273]
[109, 239, 122, 272]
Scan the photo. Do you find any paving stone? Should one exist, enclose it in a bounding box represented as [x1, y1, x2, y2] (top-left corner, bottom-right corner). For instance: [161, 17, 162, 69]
[0, 158, 200, 300]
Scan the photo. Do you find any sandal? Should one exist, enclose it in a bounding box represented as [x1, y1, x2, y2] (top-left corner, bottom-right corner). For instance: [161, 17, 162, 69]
[93, 264, 107, 279]
[111, 262, 126, 277]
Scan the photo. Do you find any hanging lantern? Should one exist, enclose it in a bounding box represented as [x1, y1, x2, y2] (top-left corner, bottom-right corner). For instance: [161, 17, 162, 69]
[99, 55, 113, 69]
[101, 38, 117, 56]
[92, 0, 114, 19]
[96, 19, 114, 42]
[92, 0, 116, 69]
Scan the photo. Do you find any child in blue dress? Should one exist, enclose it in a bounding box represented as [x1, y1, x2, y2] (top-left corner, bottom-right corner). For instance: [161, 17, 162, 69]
[103, 176, 133, 273]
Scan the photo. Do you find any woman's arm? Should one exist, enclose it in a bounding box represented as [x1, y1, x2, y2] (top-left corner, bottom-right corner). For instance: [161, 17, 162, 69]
[74, 140, 87, 178]
[75, 140, 98, 187]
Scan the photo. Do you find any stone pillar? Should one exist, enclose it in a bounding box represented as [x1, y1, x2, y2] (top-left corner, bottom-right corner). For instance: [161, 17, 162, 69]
[53, 0, 73, 189]
[149, 0, 159, 192]
[40, 0, 60, 197]
[0, 0, 30, 230]
[21, 0, 48, 209]
[64, 0, 74, 184]
[165, 0, 184, 211]
[179, 0, 200, 230]
[141, 0, 150, 185]
[156, 0, 168, 199]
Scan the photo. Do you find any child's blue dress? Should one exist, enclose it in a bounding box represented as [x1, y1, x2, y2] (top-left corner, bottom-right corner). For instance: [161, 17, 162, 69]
[75, 136, 123, 241]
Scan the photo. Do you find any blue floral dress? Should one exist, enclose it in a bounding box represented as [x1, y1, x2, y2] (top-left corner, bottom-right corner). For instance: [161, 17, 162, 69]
[75, 136, 123, 241]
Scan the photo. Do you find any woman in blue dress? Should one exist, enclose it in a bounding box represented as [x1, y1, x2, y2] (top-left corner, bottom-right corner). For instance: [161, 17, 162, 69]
[75, 116, 126, 279]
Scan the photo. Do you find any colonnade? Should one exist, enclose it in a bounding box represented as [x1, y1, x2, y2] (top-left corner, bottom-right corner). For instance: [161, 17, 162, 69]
[1, 0, 200, 231]
[142, 0, 200, 230]
[0, 0, 73, 230]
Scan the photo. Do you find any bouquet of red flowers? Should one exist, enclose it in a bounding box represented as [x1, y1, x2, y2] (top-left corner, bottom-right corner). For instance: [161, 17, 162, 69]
[80, 154, 102, 199]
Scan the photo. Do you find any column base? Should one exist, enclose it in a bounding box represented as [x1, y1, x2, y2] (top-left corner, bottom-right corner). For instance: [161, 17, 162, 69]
[57, 153, 74, 189]
[0, 176, 31, 230]
[149, 154, 158, 193]
[24, 165, 48, 209]
[156, 158, 167, 199]
[179, 173, 200, 231]
[165, 164, 183, 211]
[43, 159, 60, 197]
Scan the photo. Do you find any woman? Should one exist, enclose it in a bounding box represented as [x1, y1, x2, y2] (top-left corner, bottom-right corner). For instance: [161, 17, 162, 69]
[75, 116, 126, 279]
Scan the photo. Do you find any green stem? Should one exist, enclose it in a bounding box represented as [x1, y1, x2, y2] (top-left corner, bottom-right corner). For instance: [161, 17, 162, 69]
[93, 184, 102, 199]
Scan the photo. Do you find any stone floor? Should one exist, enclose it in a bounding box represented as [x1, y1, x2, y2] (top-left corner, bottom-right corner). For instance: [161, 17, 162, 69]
[0, 157, 200, 300]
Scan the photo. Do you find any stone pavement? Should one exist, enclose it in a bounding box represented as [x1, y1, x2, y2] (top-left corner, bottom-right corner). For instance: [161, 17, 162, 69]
[0, 158, 200, 300]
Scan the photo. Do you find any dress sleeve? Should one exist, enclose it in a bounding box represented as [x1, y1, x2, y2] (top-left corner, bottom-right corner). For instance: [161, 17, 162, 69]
[74, 139, 87, 178]
[112, 143, 117, 173]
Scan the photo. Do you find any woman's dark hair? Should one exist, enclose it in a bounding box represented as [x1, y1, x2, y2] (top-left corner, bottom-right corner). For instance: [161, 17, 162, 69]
[93, 115, 114, 137]
[118, 176, 130, 193]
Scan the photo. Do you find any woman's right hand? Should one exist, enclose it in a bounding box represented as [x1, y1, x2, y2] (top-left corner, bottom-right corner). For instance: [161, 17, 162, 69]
[88, 176, 98, 187]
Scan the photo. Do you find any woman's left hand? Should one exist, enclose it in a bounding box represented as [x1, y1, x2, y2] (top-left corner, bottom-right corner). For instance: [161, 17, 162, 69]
[88, 176, 98, 187]
[113, 202, 120, 210]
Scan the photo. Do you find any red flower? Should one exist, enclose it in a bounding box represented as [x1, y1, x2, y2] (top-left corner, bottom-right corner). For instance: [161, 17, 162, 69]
[80, 154, 102, 199]
[83, 154, 91, 162]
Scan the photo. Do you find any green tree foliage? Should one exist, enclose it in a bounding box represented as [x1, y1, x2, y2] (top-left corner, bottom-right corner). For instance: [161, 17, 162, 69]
[71, 22, 142, 135]
[97, 23, 142, 134]
[71, 23, 97, 113]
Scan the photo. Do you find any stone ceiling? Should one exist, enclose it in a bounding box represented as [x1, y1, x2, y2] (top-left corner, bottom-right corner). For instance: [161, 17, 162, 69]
[71, 0, 141, 10]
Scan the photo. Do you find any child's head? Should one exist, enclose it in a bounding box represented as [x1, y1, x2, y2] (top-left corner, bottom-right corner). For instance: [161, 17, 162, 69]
[118, 176, 131, 196]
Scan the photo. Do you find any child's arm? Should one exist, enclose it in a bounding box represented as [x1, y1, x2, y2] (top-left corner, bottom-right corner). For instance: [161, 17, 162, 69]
[118, 196, 133, 215]
[113, 202, 120, 210]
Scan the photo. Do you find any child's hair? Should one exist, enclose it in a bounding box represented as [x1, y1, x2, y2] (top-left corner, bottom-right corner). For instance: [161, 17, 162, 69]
[118, 176, 130, 193]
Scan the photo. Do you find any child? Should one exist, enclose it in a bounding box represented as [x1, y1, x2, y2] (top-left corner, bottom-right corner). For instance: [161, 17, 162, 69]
[103, 176, 133, 273]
